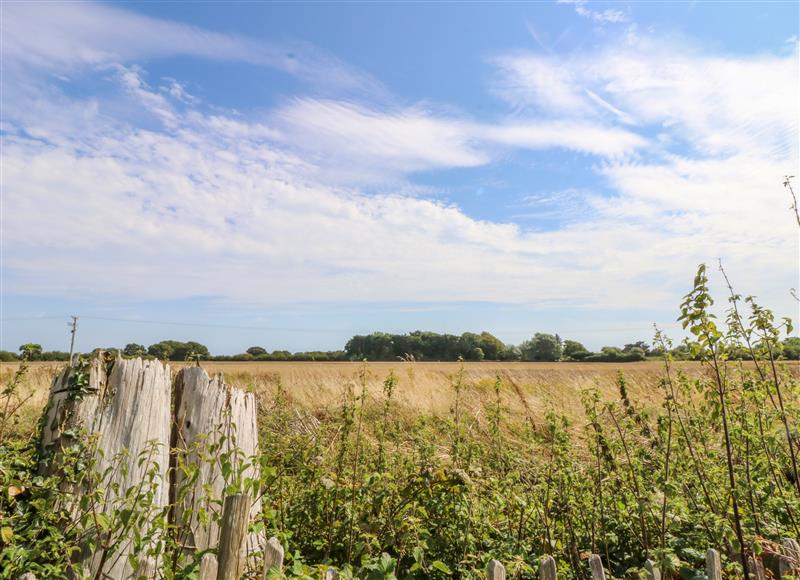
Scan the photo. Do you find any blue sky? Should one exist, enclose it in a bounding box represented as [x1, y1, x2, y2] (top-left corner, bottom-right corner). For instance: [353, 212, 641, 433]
[1, 1, 798, 355]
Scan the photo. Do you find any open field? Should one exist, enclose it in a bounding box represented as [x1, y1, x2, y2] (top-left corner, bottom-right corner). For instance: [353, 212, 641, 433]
[4, 359, 798, 434]
[0, 360, 705, 430]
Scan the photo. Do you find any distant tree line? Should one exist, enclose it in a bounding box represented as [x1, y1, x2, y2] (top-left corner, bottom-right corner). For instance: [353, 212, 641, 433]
[344, 331, 513, 361]
[0, 343, 72, 362]
[3, 334, 799, 363]
[121, 341, 347, 362]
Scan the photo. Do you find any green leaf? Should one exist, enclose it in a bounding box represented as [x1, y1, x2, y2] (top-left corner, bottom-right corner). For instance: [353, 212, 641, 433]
[1, 526, 12, 543]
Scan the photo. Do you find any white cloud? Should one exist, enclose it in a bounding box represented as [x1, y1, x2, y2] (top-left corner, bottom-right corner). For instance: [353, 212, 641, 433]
[272, 99, 489, 180]
[271, 98, 645, 183]
[484, 121, 644, 156]
[492, 39, 799, 158]
[491, 55, 591, 115]
[557, 0, 628, 24]
[0, 2, 384, 96]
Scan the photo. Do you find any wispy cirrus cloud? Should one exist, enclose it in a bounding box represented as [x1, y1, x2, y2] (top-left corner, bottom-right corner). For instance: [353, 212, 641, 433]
[491, 38, 798, 158]
[557, 0, 628, 24]
[271, 98, 646, 184]
[0, 1, 385, 97]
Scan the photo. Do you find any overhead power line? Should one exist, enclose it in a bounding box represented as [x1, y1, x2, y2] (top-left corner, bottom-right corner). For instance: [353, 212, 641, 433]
[0, 314, 680, 335]
[79, 315, 350, 333]
[1, 315, 75, 321]
[0, 314, 349, 333]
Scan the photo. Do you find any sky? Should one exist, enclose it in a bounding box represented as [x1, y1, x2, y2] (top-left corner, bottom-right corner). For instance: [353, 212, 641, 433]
[1, 0, 799, 355]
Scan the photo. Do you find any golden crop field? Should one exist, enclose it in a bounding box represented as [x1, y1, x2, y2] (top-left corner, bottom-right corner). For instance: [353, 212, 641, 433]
[7, 359, 797, 435]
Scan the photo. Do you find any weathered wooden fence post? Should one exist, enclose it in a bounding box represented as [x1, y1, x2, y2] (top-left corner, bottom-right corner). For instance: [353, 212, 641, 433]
[40, 356, 172, 580]
[324, 567, 338, 580]
[173, 367, 263, 566]
[539, 555, 556, 580]
[262, 536, 285, 578]
[198, 553, 219, 580]
[135, 559, 157, 579]
[38, 356, 264, 580]
[589, 554, 606, 579]
[644, 559, 661, 580]
[487, 559, 506, 580]
[217, 494, 251, 580]
[706, 548, 722, 580]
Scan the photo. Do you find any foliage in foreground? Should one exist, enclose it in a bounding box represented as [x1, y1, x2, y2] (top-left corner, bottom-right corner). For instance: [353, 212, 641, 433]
[0, 265, 799, 578]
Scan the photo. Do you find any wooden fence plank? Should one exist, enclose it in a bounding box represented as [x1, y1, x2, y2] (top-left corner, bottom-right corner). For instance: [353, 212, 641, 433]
[217, 494, 251, 580]
[589, 554, 606, 580]
[40, 356, 171, 580]
[539, 555, 556, 580]
[135, 558, 157, 579]
[706, 548, 722, 580]
[198, 553, 218, 580]
[487, 559, 506, 580]
[262, 536, 285, 578]
[644, 559, 661, 580]
[173, 367, 263, 563]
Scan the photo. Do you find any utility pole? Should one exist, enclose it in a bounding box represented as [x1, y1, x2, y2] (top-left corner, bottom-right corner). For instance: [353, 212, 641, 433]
[68, 316, 78, 367]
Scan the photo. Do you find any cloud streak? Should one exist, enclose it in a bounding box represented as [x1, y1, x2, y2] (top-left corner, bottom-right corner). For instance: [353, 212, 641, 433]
[1, 2, 385, 96]
[272, 98, 646, 184]
[557, 0, 628, 24]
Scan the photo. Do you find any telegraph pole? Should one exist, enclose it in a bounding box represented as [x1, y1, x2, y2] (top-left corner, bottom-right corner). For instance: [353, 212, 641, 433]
[68, 316, 78, 366]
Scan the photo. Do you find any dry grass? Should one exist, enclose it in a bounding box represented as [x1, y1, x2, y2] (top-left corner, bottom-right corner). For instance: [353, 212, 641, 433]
[201, 360, 680, 420]
[0, 360, 705, 430]
[0, 361, 59, 435]
[4, 358, 798, 441]
[6, 359, 798, 425]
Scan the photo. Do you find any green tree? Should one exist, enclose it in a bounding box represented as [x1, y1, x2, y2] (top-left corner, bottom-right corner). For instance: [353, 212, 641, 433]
[177, 341, 210, 360]
[246, 346, 267, 356]
[148, 341, 177, 360]
[520, 333, 562, 362]
[147, 340, 210, 361]
[623, 341, 650, 355]
[477, 332, 506, 360]
[457, 333, 483, 360]
[583, 346, 646, 362]
[40, 351, 70, 361]
[782, 336, 800, 360]
[123, 343, 147, 357]
[562, 339, 590, 360]
[18, 343, 42, 361]
[498, 345, 522, 361]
